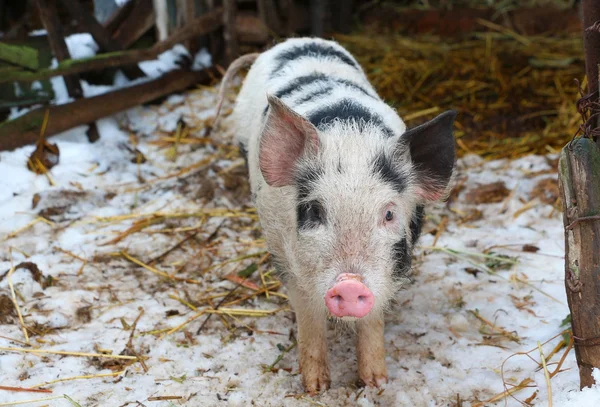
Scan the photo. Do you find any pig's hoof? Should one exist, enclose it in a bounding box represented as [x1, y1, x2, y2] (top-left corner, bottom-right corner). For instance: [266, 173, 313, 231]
[358, 368, 388, 388]
[302, 368, 331, 394]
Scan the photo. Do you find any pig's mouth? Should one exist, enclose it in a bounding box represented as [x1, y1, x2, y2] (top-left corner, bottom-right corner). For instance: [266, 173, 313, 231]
[324, 273, 375, 319]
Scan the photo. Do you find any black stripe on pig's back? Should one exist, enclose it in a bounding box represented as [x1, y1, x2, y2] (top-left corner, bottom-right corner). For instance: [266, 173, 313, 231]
[274, 73, 374, 101]
[307, 98, 395, 138]
[270, 42, 360, 78]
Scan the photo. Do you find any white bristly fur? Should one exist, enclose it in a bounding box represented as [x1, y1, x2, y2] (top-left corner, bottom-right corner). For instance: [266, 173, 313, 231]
[229, 37, 454, 391]
[232, 38, 414, 311]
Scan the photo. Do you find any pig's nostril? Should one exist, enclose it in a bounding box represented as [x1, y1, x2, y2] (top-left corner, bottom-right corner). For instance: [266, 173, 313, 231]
[325, 279, 374, 318]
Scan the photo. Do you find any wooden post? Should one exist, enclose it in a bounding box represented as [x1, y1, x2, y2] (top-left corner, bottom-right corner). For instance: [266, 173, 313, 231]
[559, 136, 600, 389]
[223, 0, 239, 63]
[310, 0, 326, 37]
[204, 0, 222, 65]
[182, 0, 199, 54]
[582, 0, 600, 138]
[331, 0, 354, 34]
[35, 0, 82, 98]
[104, 0, 136, 35]
[582, 0, 600, 101]
[34, 0, 99, 142]
[111, 0, 155, 49]
[559, 1, 600, 389]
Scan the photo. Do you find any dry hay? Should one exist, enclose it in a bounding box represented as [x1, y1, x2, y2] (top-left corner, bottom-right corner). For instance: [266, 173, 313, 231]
[336, 27, 584, 159]
[531, 177, 560, 205]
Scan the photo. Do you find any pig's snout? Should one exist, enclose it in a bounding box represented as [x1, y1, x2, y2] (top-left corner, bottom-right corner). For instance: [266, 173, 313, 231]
[325, 274, 374, 318]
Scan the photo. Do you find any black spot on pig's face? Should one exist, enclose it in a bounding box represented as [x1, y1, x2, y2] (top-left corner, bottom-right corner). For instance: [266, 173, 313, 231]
[295, 165, 325, 230]
[371, 152, 407, 195]
[392, 238, 410, 278]
[390, 206, 424, 279]
[295, 164, 323, 201]
[297, 200, 326, 230]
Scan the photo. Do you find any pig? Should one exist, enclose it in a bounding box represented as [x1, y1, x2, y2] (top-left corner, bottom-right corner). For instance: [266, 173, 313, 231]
[225, 37, 456, 392]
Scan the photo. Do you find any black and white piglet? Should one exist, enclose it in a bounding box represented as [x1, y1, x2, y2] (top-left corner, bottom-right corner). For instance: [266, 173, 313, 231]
[224, 37, 456, 392]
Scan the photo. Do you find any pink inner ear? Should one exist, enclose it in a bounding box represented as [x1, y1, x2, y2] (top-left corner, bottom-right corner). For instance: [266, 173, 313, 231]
[415, 184, 445, 202]
[259, 123, 306, 187]
[259, 97, 318, 187]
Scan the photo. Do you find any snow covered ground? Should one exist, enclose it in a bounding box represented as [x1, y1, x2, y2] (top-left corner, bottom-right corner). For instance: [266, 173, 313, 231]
[1, 34, 600, 407]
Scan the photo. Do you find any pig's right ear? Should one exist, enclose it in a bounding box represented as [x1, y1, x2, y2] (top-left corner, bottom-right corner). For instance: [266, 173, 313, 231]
[259, 95, 319, 187]
[401, 110, 457, 201]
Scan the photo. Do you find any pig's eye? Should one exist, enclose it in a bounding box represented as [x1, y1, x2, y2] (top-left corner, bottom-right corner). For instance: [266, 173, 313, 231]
[297, 200, 325, 229]
[385, 210, 394, 222]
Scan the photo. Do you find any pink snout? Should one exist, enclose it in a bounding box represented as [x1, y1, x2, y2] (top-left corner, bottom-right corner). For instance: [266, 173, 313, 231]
[325, 274, 374, 318]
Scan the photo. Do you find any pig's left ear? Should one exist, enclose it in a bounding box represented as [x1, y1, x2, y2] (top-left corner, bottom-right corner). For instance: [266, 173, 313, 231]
[259, 95, 319, 187]
[401, 110, 457, 201]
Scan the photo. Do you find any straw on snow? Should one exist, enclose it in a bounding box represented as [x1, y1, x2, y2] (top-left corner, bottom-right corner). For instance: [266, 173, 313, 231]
[0, 347, 141, 360]
[0, 395, 66, 406]
[30, 371, 125, 389]
[6, 266, 29, 345]
[538, 341, 553, 407]
[471, 332, 573, 406]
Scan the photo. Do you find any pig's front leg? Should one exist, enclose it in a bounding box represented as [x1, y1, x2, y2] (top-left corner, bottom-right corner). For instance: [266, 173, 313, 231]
[356, 313, 388, 387]
[288, 285, 330, 393]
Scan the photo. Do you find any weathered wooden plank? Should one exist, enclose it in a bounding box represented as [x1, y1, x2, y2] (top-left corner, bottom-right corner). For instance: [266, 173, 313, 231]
[0, 42, 39, 70]
[112, 0, 155, 49]
[104, 0, 137, 35]
[223, 0, 239, 63]
[205, 0, 224, 67]
[0, 67, 219, 152]
[0, 95, 54, 111]
[558, 137, 600, 389]
[0, 36, 55, 115]
[0, 8, 223, 84]
[34, 0, 83, 99]
[310, 0, 326, 37]
[57, 0, 146, 80]
[582, 0, 600, 99]
[34, 0, 99, 142]
[182, 0, 199, 54]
